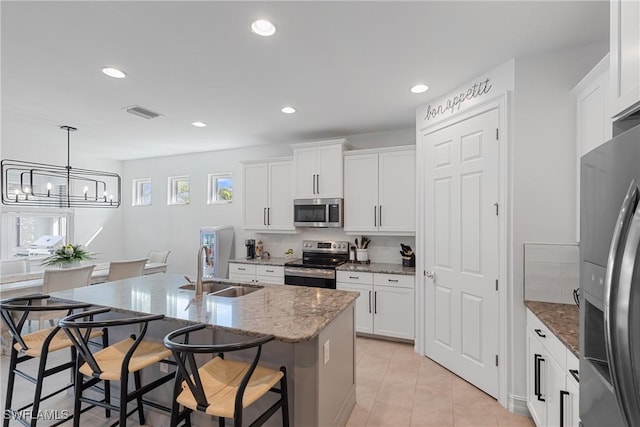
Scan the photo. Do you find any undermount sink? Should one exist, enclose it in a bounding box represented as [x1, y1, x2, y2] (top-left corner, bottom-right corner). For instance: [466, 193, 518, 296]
[179, 281, 263, 297]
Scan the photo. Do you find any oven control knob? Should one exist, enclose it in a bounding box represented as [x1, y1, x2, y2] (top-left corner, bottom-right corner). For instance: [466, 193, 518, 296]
[332, 243, 336, 248]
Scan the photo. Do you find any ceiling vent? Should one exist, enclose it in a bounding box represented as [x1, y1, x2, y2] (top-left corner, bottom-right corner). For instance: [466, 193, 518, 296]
[125, 106, 162, 120]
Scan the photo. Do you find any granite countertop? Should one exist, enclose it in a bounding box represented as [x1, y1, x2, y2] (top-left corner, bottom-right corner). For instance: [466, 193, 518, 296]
[525, 300, 579, 358]
[51, 273, 358, 343]
[229, 257, 290, 267]
[336, 262, 416, 276]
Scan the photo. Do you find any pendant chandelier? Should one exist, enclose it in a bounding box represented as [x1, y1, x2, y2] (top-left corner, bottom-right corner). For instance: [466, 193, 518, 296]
[1, 126, 121, 208]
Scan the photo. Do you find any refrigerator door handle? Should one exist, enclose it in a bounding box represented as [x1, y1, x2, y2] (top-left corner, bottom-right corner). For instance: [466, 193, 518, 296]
[608, 204, 640, 427]
[604, 180, 638, 371]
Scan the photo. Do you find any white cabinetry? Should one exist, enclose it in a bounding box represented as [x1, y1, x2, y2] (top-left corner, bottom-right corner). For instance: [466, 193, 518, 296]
[573, 55, 612, 240]
[610, 0, 640, 117]
[292, 140, 347, 198]
[228, 263, 284, 285]
[343, 147, 415, 235]
[526, 309, 579, 427]
[243, 159, 294, 232]
[336, 271, 414, 340]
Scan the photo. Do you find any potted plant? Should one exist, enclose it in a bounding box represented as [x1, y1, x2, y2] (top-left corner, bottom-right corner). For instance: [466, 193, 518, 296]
[42, 243, 94, 268]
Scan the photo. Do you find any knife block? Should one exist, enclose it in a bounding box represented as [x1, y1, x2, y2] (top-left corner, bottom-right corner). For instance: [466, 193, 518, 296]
[402, 254, 415, 267]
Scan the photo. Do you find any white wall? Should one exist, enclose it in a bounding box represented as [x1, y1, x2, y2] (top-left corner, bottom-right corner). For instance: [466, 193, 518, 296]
[509, 41, 608, 401]
[121, 129, 415, 278]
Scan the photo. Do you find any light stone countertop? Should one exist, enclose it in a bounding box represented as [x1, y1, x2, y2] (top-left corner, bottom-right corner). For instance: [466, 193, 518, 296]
[336, 262, 416, 276]
[51, 273, 358, 343]
[228, 257, 290, 267]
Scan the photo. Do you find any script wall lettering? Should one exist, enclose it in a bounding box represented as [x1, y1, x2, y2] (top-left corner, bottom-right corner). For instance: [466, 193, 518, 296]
[424, 78, 492, 121]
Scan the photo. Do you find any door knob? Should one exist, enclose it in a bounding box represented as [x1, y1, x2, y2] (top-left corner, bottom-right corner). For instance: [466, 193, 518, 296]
[425, 271, 436, 280]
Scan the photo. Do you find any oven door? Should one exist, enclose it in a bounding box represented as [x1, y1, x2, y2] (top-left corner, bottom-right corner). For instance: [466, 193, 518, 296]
[284, 266, 336, 289]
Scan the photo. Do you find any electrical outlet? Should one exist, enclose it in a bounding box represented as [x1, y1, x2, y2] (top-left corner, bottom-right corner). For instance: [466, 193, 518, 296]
[323, 340, 330, 365]
[159, 362, 169, 373]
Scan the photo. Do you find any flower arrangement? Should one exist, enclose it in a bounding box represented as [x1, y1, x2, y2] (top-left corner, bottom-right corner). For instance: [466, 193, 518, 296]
[42, 243, 94, 267]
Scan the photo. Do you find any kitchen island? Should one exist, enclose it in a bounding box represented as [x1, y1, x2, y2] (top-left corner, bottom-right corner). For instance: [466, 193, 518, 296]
[51, 273, 358, 427]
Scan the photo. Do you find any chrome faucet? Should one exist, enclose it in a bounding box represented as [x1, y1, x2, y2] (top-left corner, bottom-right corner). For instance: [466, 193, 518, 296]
[196, 245, 208, 298]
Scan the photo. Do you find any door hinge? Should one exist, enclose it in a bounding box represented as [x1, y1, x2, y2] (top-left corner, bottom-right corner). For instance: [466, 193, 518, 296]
[494, 202, 499, 216]
[496, 128, 499, 140]
[495, 279, 498, 291]
[495, 355, 499, 366]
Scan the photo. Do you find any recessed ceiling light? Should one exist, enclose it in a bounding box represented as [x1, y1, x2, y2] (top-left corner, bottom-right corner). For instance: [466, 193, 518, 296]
[102, 67, 127, 79]
[410, 84, 429, 94]
[251, 19, 276, 37]
[192, 121, 207, 127]
[281, 107, 296, 114]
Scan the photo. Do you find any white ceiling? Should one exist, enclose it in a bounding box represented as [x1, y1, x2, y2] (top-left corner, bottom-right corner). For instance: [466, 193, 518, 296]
[1, 1, 608, 161]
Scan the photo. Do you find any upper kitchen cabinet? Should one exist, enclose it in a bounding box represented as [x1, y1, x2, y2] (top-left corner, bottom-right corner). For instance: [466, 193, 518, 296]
[344, 146, 415, 235]
[292, 139, 349, 198]
[243, 159, 295, 232]
[610, 0, 640, 118]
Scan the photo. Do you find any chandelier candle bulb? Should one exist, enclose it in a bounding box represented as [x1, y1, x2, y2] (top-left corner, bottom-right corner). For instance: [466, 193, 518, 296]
[14, 189, 19, 202]
[84, 186, 88, 200]
[47, 182, 52, 196]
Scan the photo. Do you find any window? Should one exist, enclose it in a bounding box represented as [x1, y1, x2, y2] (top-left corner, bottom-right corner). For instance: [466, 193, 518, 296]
[1, 209, 73, 259]
[168, 176, 190, 205]
[132, 178, 152, 206]
[208, 173, 233, 204]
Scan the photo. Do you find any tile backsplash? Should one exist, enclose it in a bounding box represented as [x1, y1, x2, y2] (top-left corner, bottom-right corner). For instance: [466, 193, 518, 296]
[524, 243, 579, 305]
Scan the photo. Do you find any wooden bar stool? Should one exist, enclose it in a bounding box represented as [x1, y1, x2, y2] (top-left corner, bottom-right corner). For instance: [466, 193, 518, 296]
[0, 295, 106, 427]
[163, 324, 289, 427]
[59, 307, 176, 427]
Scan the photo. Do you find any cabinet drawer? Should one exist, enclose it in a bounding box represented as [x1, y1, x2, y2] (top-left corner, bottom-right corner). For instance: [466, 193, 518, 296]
[229, 263, 257, 275]
[373, 273, 414, 288]
[566, 350, 580, 385]
[336, 271, 373, 284]
[256, 265, 284, 277]
[526, 309, 567, 371]
[229, 273, 255, 283]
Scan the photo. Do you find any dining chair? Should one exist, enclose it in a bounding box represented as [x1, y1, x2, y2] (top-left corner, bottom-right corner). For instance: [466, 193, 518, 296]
[0, 259, 29, 277]
[164, 324, 289, 427]
[59, 307, 175, 427]
[37, 264, 95, 326]
[148, 250, 171, 264]
[107, 258, 148, 281]
[1, 295, 107, 427]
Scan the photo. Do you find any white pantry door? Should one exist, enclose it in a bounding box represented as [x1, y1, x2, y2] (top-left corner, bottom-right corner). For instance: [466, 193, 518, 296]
[423, 108, 500, 398]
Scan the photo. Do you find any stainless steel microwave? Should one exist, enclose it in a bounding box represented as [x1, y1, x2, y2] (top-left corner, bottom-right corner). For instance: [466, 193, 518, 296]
[293, 198, 343, 228]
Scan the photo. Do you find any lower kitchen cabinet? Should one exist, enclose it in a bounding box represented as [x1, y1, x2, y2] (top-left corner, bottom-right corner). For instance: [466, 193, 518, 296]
[337, 271, 414, 340]
[526, 308, 579, 427]
[228, 263, 284, 284]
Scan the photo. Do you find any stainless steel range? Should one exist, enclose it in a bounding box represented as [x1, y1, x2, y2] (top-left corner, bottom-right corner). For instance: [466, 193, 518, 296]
[284, 240, 349, 289]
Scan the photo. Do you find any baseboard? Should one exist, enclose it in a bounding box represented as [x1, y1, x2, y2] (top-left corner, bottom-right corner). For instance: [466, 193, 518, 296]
[509, 393, 531, 417]
[334, 383, 357, 427]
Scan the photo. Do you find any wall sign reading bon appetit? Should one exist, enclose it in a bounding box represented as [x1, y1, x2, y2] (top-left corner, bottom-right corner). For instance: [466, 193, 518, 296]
[424, 78, 492, 121]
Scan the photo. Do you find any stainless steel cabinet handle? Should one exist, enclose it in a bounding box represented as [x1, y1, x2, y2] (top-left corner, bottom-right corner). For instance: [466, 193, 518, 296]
[379, 205, 382, 226]
[316, 174, 319, 194]
[374, 206, 377, 226]
[388, 279, 398, 283]
[349, 276, 359, 279]
[238, 267, 246, 271]
[267, 207, 271, 225]
[263, 207, 267, 225]
[534, 329, 546, 338]
[368, 290, 372, 313]
[266, 269, 274, 273]
[312, 174, 316, 194]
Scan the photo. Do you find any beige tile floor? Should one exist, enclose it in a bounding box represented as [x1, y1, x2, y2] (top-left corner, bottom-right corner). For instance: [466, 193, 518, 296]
[0, 336, 534, 426]
[346, 337, 534, 427]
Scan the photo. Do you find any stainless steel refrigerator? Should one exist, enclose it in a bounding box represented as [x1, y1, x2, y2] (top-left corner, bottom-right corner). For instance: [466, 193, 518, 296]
[199, 226, 234, 279]
[580, 123, 640, 427]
